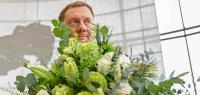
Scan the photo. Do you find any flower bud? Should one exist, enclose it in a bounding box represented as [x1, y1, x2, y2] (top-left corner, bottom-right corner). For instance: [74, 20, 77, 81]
[63, 47, 73, 55]
[51, 85, 73, 95]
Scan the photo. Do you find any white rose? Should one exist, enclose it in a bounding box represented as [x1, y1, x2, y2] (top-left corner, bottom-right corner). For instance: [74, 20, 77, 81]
[36, 89, 49, 95]
[117, 54, 131, 69]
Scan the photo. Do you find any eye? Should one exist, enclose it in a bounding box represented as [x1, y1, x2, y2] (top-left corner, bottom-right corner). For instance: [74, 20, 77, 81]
[84, 19, 91, 26]
[70, 19, 79, 26]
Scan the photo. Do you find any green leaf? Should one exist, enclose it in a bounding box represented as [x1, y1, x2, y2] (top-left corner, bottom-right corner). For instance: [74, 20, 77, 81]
[100, 26, 108, 35]
[65, 76, 78, 88]
[159, 77, 185, 91]
[169, 70, 175, 78]
[91, 82, 101, 88]
[176, 72, 189, 78]
[51, 19, 60, 27]
[57, 47, 64, 54]
[53, 28, 61, 37]
[59, 40, 67, 47]
[148, 84, 163, 93]
[60, 22, 66, 30]
[30, 66, 55, 81]
[26, 73, 37, 85]
[65, 27, 72, 33]
[137, 83, 145, 95]
[16, 76, 25, 82]
[171, 77, 185, 84]
[82, 68, 89, 80]
[28, 87, 36, 95]
[86, 83, 97, 92]
[59, 30, 69, 48]
[17, 79, 26, 92]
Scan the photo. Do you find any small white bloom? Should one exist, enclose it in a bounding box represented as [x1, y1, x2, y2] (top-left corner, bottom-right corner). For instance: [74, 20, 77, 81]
[36, 89, 49, 95]
[96, 52, 114, 74]
[97, 59, 111, 74]
[103, 52, 114, 60]
[117, 54, 131, 69]
[116, 80, 133, 95]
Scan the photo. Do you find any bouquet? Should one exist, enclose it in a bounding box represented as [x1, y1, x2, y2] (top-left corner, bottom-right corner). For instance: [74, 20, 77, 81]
[14, 19, 188, 95]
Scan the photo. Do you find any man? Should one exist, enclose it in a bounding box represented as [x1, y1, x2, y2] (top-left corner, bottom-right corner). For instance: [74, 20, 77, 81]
[58, 1, 94, 43]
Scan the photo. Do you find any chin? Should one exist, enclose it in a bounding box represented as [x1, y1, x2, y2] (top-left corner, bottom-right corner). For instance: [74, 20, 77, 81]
[78, 39, 89, 43]
[78, 37, 90, 43]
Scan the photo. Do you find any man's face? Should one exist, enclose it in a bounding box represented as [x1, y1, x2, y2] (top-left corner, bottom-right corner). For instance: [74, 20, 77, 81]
[64, 6, 93, 43]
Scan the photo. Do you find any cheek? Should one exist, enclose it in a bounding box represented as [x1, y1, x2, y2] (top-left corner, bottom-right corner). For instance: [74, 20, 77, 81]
[88, 27, 92, 36]
[69, 27, 78, 37]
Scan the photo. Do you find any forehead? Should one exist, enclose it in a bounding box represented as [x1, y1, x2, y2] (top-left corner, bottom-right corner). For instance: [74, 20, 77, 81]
[64, 6, 93, 20]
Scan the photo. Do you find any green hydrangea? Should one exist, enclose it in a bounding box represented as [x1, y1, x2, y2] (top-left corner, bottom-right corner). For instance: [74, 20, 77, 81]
[62, 38, 101, 71]
[85, 72, 108, 91]
[76, 42, 101, 70]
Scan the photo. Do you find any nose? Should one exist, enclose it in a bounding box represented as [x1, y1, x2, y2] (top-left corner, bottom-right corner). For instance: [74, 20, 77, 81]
[78, 20, 87, 32]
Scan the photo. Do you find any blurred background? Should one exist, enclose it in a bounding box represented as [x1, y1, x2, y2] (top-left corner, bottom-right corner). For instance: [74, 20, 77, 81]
[0, 0, 199, 94]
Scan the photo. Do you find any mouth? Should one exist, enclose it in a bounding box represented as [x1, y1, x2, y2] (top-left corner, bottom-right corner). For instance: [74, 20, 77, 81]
[78, 32, 90, 43]
[78, 36, 89, 43]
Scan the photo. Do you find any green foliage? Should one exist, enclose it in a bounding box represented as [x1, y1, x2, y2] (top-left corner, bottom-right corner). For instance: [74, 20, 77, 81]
[100, 25, 109, 35]
[128, 77, 153, 95]
[123, 50, 189, 95]
[76, 42, 101, 71]
[94, 24, 115, 54]
[111, 46, 122, 63]
[129, 50, 157, 78]
[148, 72, 188, 95]
[51, 19, 71, 54]
[16, 73, 37, 95]
[51, 19, 60, 27]
[30, 67, 55, 81]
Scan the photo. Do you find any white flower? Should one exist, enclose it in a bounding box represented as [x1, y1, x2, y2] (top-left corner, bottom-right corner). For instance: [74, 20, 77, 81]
[97, 59, 112, 75]
[103, 52, 114, 60]
[117, 54, 131, 70]
[36, 89, 49, 95]
[96, 52, 114, 74]
[116, 80, 133, 95]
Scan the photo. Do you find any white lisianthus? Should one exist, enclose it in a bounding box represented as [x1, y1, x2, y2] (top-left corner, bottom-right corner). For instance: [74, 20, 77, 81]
[36, 89, 49, 95]
[103, 52, 114, 60]
[117, 54, 131, 70]
[97, 59, 111, 75]
[116, 80, 133, 95]
[97, 52, 114, 75]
